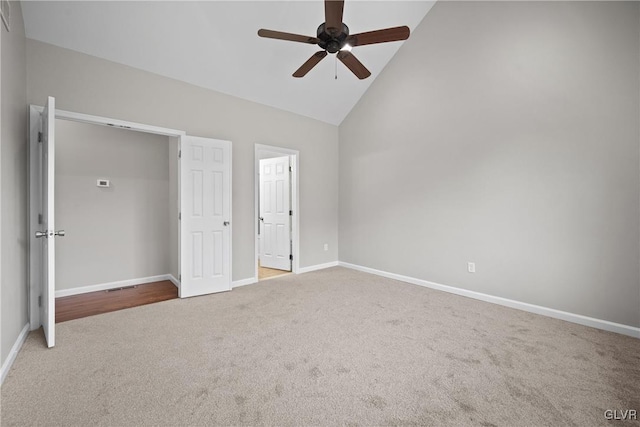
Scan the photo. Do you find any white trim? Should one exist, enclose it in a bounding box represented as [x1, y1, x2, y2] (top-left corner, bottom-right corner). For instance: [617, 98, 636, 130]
[298, 261, 340, 274]
[254, 144, 300, 285]
[168, 275, 180, 288]
[339, 262, 640, 339]
[235, 262, 338, 288]
[232, 277, 258, 288]
[1, 323, 30, 386]
[228, 141, 234, 293]
[31, 105, 185, 137]
[28, 105, 42, 330]
[55, 274, 175, 298]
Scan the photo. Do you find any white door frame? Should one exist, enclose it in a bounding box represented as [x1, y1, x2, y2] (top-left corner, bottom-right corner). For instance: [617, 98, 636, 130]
[28, 105, 185, 330]
[254, 144, 299, 281]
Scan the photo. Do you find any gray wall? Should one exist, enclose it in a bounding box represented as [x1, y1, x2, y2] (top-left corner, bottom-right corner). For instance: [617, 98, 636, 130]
[55, 120, 172, 291]
[1, 1, 28, 366]
[339, 1, 640, 328]
[27, 39, 339, 282]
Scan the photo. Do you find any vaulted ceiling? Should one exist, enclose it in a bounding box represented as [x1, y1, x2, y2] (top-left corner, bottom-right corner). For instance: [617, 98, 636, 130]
[21, 1, 435, 125]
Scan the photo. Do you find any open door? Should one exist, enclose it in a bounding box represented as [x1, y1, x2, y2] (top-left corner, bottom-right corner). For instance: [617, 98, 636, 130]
[259, 156, 291, 271]
[35, 96, 59, 347]
[180, 136, 232, 297]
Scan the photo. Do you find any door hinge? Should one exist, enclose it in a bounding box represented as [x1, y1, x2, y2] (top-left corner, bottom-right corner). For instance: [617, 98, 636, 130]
[37, 132, 43, 143]
[38, 295, 42, 307]
[179, 212, 181, 220]
[179, 274, 182, 281]
[178, 150, 181, 158]
[289, 210, 292, 216]
[289, 166, 292, 172]
[38, 213, 43, 224]
[289, 254, 293, 261]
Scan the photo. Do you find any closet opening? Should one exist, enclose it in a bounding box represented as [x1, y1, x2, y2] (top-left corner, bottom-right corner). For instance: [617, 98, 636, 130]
[30, 99, 231, 348]
[52, 119, 180, 322]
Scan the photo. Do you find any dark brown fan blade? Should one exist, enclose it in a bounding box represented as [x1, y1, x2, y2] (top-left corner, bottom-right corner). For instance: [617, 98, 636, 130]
[346, 26, 410, 47]
[325, 0, 344, 35]
[293, 51, 328, 78]
[337, 51, 371, 80]
[258, 29, 320, 45]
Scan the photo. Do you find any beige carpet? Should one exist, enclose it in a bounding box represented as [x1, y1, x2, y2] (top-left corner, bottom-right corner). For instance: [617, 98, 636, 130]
[1, 267, 639, 426]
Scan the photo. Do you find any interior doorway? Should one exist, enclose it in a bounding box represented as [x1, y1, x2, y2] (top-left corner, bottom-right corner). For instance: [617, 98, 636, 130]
[254, 144, 299, 282]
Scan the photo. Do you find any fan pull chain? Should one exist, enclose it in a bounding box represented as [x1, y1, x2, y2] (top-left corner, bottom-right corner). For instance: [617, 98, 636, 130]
[335, 55, 338, 80]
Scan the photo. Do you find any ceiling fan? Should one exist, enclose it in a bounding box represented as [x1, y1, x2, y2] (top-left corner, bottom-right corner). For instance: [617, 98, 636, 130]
[257, 0, 410, 80]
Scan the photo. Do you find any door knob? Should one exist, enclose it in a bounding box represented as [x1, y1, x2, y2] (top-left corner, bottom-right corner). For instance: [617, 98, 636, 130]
[35, 231, 47, 239]
[259, 217, 264, 221]
[54, 230, 66, 237]
[223, 221, 230, 226]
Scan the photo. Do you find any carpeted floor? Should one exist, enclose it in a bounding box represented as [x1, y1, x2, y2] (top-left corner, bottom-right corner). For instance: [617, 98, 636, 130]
[1, 267, 639, 426]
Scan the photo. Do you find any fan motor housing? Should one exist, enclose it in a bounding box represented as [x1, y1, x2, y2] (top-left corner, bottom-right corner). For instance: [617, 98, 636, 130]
[317, 23, 349, 53]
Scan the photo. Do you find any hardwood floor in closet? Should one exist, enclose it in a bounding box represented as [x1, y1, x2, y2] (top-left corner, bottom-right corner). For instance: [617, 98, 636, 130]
[56, 280, 178, 323]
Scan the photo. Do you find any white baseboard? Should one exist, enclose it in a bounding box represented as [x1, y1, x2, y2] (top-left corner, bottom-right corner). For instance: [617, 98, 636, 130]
[55, 274, 175, 298]
[232, 277, 258, 288]
[1, 323, 30, 386]
[168, 275, 180, 288]
[339, 262, 640, 339]
[231, 261, 339, 288]
[298, 261, 339, 274]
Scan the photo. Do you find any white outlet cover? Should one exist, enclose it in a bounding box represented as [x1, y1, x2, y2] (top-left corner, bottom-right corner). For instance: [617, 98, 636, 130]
[468, 262, 476, 273]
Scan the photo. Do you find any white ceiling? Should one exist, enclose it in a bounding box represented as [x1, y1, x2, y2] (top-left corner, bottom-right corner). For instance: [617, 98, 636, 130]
[21, 1, 435, 125]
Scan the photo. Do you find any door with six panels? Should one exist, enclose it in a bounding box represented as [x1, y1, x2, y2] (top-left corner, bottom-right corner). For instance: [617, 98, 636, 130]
[259, 156, 292, 271]
[180, 136, 232, 297]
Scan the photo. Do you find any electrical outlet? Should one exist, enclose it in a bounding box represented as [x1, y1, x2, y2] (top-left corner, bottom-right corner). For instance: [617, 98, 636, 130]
[468, 262, 476, 273]
[324, 243, 328, 251]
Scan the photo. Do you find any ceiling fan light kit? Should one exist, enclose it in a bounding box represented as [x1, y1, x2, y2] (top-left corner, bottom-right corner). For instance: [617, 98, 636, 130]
[257, 0, 410, 80]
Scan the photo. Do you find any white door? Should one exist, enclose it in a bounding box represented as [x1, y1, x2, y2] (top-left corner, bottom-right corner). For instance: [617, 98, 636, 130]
[36, 96, 57, 347]
[259, 156, 291, 271]
[180, 136, 232, 298]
